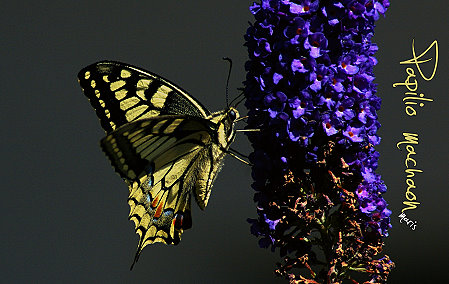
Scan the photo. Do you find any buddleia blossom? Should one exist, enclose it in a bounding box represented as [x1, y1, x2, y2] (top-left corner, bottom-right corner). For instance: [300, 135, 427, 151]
[244, 1, 393, 283]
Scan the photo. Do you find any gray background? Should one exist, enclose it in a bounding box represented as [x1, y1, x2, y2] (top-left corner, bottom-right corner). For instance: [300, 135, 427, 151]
[1, 1, 447, 283]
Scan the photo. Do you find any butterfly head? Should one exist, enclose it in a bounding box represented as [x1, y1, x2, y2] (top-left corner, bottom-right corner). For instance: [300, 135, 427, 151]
[224, 107, 239, 147]
[211, 107, 239, 149]
[227, 107, 239, 123]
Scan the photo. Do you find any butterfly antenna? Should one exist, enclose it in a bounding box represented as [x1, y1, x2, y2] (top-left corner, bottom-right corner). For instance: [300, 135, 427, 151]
[233, 94, 246, 108]
[227, 148, 253, 166]
[223, 57, 233, 107]
[229, 87, 246, 108]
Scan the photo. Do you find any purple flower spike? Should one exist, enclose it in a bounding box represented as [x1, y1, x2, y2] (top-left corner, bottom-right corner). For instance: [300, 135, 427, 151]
[244, 0, 393, 282]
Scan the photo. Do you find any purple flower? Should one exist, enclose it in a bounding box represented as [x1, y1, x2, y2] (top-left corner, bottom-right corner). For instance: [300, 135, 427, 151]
[289, 0, 319, 16]
[308, 64, 329, 91]
[264, 91, 287, 118]
[339, 55, 359, 75]
[291, 58, 307, 73]
[264, 215, 280, 230]
[283, 17, 309, 44]
[272, 72, 283, 84]
[244, 0, 392, 282]
[334, 98, 356, 121]
[343, 125, 365, 143]
[304, 32, 327, 58]
[288, 97, 306, 118]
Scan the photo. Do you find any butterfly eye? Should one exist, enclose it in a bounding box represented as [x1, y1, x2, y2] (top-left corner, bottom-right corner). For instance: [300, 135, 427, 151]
[229, 109, 237, 121]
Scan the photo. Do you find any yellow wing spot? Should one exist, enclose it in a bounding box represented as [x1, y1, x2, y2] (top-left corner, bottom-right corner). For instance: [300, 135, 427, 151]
[128, 170, 136, 179]
[120, 97, 140, 111]
[130, 203, 147, 216]
[125, 105, 148, 121]
[139, 109, 160, 120]
[95, 89, 100, 98]
[110, 80, 126, 91]
[147, 226, 157, 238]
[156, 230, 169, 238]
[115, 89, 127, 100]
[136, 79, 153, 100]
[137, 78, 152, 89]
[150, 95, 166, 108]
[141, 121, 151, 128]
[102, 75, 109, 82]
[163, 118, 183, 134]
[128, 197, 137, 210]
[139, 216, 152, 236]
[105, 109, 111, 118]
[122, 164, 129, 171]
[91, 80, 96, 88]
[151, 85, 171, 108]
[99, 99, 105, 108]
[159, 85, 172, 94]
[84, 71, 90, 79]
[144, 237, 165, 246]
[130, 204, 146, 222]
[120, 69, 132, 78]
[136, 90, 145, 101]
[152, 120, 167, 133]
[110, 121, 116, 129]
[128, 128, 146, 141]
[119, 158, 125, 164]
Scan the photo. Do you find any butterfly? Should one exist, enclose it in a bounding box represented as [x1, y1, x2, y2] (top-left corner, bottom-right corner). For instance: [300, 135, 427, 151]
[77, 61, 241, 268]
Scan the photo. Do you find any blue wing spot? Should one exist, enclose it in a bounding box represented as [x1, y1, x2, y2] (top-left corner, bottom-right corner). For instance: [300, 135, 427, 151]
[163, 209, 174, 217]
[145, 194, 152, 204]
[145, 163, 155, 187]
[145, 163, 155, 173]
[153, 209, 174, 223]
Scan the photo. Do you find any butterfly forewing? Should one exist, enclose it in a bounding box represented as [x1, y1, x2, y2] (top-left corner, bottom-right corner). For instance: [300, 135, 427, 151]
[100, 116, 215, 183]
[77, 61, 211, 133]
[78, 61, 238, 268]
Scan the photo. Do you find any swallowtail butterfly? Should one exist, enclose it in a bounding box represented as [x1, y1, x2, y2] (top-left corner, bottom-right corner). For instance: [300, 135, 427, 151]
[77, 61, 239, 268]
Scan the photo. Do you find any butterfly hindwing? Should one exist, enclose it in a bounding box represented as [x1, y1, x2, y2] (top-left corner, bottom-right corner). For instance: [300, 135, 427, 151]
[77, 61, 211, 133]
[100, 115, 228, 265]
